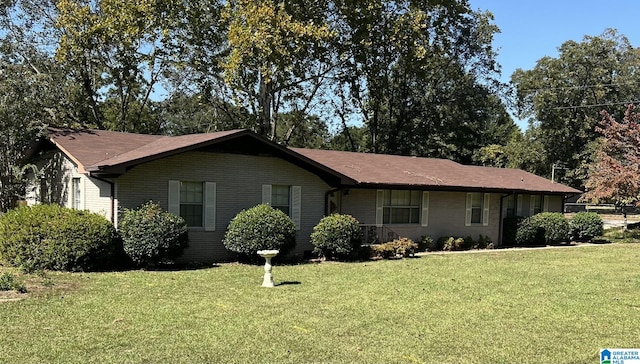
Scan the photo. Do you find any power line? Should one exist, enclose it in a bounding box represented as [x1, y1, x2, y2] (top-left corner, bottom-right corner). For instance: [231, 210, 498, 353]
[553, 101, 640, 110]
[520, 81, 640, 93]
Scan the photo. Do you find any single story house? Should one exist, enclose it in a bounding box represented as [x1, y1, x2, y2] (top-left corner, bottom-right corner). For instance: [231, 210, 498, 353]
[26, 128, 580, 262]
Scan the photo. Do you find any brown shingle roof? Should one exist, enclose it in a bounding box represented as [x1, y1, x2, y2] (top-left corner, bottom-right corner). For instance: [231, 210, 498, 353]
[47, 128, 580, 194]
[291, 148, 581, 194]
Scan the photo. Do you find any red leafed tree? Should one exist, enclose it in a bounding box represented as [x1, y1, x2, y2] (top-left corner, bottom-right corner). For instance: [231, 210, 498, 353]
[584, 104, 640, 207]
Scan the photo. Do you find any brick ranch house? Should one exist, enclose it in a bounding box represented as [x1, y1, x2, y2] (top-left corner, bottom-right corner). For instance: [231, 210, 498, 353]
[26, 128, 580, 262]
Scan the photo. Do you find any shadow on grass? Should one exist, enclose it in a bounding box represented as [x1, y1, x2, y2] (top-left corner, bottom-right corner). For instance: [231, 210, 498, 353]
[276, 281, 301, 286]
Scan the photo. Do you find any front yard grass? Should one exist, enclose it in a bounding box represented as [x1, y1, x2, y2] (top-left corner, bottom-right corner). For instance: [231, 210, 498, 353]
[1, 244, 639, 363]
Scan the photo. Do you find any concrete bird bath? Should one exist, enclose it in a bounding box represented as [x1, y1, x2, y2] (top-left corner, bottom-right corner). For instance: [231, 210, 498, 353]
[257, 250, 279, 287]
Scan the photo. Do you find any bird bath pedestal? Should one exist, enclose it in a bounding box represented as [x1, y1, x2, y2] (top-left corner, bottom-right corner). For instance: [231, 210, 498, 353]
[257, 250, 279, 287]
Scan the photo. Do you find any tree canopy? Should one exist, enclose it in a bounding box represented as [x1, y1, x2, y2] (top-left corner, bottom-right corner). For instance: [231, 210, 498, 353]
[583, 105, 640, 206]
[511, 29, 640, 188]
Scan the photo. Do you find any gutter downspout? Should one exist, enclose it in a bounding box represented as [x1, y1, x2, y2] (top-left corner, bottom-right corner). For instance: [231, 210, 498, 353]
[91, 175, 115, 224]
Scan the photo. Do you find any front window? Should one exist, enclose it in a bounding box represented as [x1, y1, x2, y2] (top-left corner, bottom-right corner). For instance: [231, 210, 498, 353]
[383, 190, 420, 224]
[271, 185, 291, 215]
[505, 195, 516, 217]
[72, 177, 81, 209]
[531, 195, 542, 215]
[470, 192, 483, 224]
[180, 181, 203, 227]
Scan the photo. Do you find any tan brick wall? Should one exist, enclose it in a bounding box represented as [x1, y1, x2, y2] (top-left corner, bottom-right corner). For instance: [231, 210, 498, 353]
[115, 151, 330, 262]
[341, 189, 502, 244]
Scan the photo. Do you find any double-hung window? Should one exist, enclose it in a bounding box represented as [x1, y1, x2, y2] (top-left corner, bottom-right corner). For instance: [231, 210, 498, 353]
[168, 181, 216, 230]
[383, 190, 420, 224]
[375, 190, 429, 226]
[271, 185, 291, 215]
[262, 184, 301, 230]
[180, 182, 204, 227]
[465, 192, 490, 226]
[529, 195, 549, 216]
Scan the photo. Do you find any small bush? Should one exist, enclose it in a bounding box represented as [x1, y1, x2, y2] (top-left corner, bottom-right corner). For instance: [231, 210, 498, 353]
[370, 237, 419, 259]
[311, 214, 362, 260]
[570, 212, 604, 241]
[419, 236, 435, 252]
[119, 201, 189, 268]
[370, 243, 396, 259]
[515, 217, 543, 245]
[0, 272, 26, 293]
[516, 213, 569, 245]
[0, 205, 119, 272]
[441, 237, 465, 251]
[223, 204, 296, 259]
[531, 212, 570, 244]
[477, 235, 494, 249]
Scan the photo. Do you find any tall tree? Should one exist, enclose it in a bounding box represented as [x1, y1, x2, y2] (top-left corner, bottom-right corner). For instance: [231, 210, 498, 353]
[511, 29, 640, 187]
[583, 105, 640, 207]
[55, 0, 183, 132]
[0, 54, 52, 211]
[332, 0, 512, 160]
[220, 0, 335, 142]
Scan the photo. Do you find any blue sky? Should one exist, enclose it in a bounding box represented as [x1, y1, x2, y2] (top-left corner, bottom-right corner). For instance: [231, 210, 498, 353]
[467, 0, 640, 129]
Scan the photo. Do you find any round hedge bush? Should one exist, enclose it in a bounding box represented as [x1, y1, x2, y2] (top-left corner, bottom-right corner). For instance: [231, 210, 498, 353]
[0, 204, 119, 272]
[223, 204, 296, 258]
[570, 212, 604, 241]
[119, 201, 189, 268]
[516, 212, 569, 244]
[515, 216, 544, 246]
[310, 214, 362, 260]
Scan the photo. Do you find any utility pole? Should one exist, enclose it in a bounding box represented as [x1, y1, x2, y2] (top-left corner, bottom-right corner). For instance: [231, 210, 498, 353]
[551, 161, 568, 183]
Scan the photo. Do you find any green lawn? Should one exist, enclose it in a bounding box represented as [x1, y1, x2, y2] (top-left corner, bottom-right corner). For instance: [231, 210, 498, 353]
[1, 244, 639, 363]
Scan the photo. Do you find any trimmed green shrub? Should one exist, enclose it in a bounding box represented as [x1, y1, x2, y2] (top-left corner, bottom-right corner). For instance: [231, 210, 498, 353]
[515, 217, 543, 245]
[516, 213, 569, 245]
[370, 237, 419, 259]
[119, 201, 189, 268]
[370, 242, 396, 259]
[310, 214, 362, 260]
[0, 205, 118, 272]
[570, 212, 604, 241]
[531, 212, 570, 244]
[223, 204, 296, 258]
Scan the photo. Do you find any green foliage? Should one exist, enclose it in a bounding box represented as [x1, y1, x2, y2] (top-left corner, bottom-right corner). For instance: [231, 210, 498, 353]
[0, 205, 119, 272]
[0, 272, 27, 293]
[119, 201, 189, 268]
[512, 29, 640, 188]
[419, 235, 434, 252]
[569, 212, 604, 242]
[223, 204, 297, 258]
[516, 213, 570, 245]
[370, 237, 419, 259]
[310, 214, 362, 260]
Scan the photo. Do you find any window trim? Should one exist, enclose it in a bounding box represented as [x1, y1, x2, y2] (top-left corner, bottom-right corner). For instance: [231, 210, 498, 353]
[375, 189, 424, 226]
[168, 180, 216, 231]
[262, 184, 301, 230]
[465, 192, 490, 226]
